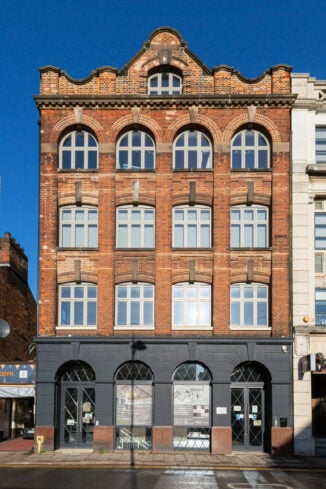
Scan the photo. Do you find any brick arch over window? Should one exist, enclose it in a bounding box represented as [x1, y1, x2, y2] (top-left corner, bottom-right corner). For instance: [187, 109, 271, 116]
[111, 114, 164, 143]
[115, 273, 155, 284]
[116, 195, 155, 207]
[51, 115, 104, 143]
[142, 57, 188, 74]
[230, 271, 270, 284]
[57, 273, 98, 285]
[58, 193, 98, 207]
[223, 114, 281, 144]
[167, 115, 222, 145]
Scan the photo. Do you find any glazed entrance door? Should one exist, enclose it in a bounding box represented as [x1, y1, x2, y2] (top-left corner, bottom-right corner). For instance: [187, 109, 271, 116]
[231, 385, 264, 450]
[62, 386, 95, 448]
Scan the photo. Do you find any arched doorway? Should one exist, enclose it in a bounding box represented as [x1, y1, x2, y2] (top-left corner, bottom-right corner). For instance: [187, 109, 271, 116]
[57, 361, 95, 448]
[173, 362, 211, 450]
[231, 361, 271, 452]
[114, 361, 153, 450]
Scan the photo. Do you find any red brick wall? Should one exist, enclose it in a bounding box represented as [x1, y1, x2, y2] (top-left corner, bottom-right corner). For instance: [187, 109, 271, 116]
[36, 28, 291, 340]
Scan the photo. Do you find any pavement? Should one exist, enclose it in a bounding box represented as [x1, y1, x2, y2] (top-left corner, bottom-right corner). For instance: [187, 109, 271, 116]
[0, 438, 325, 470]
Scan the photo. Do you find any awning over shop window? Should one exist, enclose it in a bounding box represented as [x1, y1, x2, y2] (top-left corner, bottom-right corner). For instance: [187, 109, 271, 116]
[0, 386, 35, 398]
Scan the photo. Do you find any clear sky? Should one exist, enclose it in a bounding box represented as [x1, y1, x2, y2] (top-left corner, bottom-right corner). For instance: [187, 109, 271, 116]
[1, 0, 325, 299]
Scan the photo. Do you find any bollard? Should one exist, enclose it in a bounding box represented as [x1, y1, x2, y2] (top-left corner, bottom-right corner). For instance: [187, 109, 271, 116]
[36, 435, 44, 454]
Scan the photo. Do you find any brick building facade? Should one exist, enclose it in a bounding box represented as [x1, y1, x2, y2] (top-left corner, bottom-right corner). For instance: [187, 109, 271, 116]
[35, 27, 294, 454]
[0, 232, 36, 439]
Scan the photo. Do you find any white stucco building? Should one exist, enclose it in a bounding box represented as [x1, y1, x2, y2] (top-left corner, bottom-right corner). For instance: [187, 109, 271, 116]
[292, 73, 326, 455]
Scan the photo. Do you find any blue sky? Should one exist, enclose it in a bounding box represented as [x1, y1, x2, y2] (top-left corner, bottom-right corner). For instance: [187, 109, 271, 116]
[1, 0, 325, 299]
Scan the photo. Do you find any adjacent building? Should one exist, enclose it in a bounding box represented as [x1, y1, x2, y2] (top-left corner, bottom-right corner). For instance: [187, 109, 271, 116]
[292, 74, 326, 456]
[34, 27, 294, 454]
[0, 232, 36, 439]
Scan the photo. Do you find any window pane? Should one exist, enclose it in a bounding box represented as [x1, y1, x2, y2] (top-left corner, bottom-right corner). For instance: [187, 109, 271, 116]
[174, 225, 184, 247]
[118, 225, 128, 247]
[119, 150, 128, 169]
[187, 286, 196, 298]
[231, 286, 240, 298]
[62, 225, 71, 247]
[231, 302, 240, 325]
[188, 225, 197, 247]
[232, 150, 242, 169]
[88, 226, 97, 247]
[131, 287, 140, 298]
[117, 302, 127, 325]
[145, 151, 154, 169]
[188, 151, 197, 169]
[75, 151, 84, 169]
[244, 225, 253, 247]
[131, 224, 141, 247]
[61, 287, 71, 298]
[188, 132, 197, 146]
[75, 225, 84, 247]
[88, 287, 97, 298]
[245, 150, 255, 169]
[144, 225, 154, 247]
[175, 150, 185, 169]
[257, 287, 267, 298]
[231, 225, 240, 247]
[74, 302, 84, 325]
[131, 302, 140, 325]
[132, 132, 141, 146]
[75, 133, 84, 146]
[245, 131, 254, 145]
[62, 151, 71, 169]
[88, 151, 97, 169]
[63, 135, 72, 147]
[87, 302, 96, 325]
[174, 302, 183, 325]
[131, 151, 141, 169]
[186, 301, 196, 325]
[258, 150, 268, 169]
[144, 287, 153, 298]
[200, 286, 210, 298]
[174, 286, 184, 298]
[61, 301, 71, 325]
[244, 210, 253, 221]
[201, 225, 210, 247]
[188, 210, 197, 221]
[257, 225, 267, 247]
[144, 302, 153, 325]
[257, 303, 267, 325]
[244, 302, 253, 325]
[199, 302, 210, 326]
[117, 287, 127, 298]
[244, 287, 253, 298]
[88, 134, 97, 147]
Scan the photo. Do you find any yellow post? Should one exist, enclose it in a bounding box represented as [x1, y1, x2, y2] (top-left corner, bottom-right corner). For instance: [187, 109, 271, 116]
[36, 435, 44, 453]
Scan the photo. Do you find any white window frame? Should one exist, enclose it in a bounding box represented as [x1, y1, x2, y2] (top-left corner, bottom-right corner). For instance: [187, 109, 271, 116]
[316, 127, 326, 163]
[116, 130, 155, 170]
[148, 72, 182, 95]
[315, 288, 326, 326]
[59, 130, 98, 170]
[116, 205, 155, 248]
[115, 283, 154, 329]
[58, 283, 97, 329]
[315, 201, 326, 250]
[172, 282, 212, 330]
[173, 130, 212, 170]
[173, 205, 211, 248]
[231, 129, 270, 170]
[59, 206, 98, 248]
[230, 283, 269, 329]
[230, 205, 269, 248]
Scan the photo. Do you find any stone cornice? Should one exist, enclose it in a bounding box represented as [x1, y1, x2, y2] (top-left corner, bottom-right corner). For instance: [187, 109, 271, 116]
[34, 94, 296, 110]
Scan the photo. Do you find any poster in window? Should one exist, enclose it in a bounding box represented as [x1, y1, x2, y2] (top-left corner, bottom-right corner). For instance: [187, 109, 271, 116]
[174, 384, 210, 426]
[116, 384, 152, 426]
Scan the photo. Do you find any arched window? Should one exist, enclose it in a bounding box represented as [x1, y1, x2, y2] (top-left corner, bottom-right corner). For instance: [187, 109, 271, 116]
[115, 362, 153, 450]
[173, 205, 211, 248]
[58, 282, 97, 328]
[148, 72, 182, 95]
[230, 283, 268, 328]
[173, 130, 212, 170]
[173, 362, 211, 450]
[230, 205, 269, 248]
[60, 205, 98, 248]
[59, 130, 98, 170]
[116, 205, 155, 248]
[116, 130, 155, 170]
[231, 129, 270, 170]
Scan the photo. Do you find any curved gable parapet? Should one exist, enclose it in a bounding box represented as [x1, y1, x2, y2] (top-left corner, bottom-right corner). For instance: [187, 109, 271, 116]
[39, 65, 118, 95]
[213, 64, 292, 95]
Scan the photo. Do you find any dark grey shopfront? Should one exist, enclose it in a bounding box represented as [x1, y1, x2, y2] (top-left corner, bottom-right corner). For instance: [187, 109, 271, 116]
[35, 337, 292, 453]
